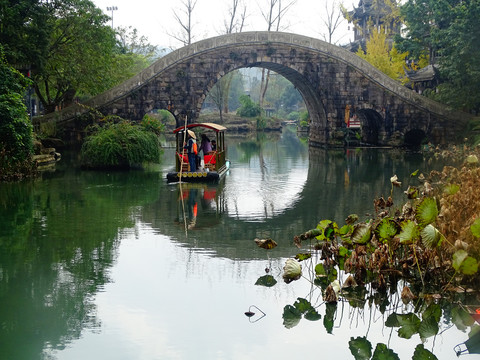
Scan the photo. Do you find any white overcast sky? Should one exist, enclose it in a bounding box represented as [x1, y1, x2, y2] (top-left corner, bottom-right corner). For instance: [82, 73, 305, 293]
[92, 0, 355, 49]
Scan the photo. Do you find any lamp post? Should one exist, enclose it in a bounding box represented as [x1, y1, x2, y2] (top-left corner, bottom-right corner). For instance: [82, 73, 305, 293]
[106, 6, 118, 28]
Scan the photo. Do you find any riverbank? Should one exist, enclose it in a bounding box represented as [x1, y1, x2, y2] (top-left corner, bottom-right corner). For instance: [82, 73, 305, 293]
[198, 113, 283, 132]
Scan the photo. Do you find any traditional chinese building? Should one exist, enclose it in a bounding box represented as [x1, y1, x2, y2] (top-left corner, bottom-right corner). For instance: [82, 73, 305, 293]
[345, 0, 401, 52]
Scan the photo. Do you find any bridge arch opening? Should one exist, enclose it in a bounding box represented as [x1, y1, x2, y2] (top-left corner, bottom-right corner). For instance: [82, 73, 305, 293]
[201, 68, 306, 119]
[404, 129, 426, 148]
[357, 109, 383, 145]
[199, 62, 327, 134]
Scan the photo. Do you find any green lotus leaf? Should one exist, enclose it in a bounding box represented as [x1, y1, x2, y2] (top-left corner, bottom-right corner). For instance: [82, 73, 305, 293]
[371, 343, 400, 360]
[294, 297, 314, 313]
[416, 198, 439, 227]
[315, 219, 339, 241]
[412, 344, 438, 360]
[282, 305, 302, 329]
[471, 218, 480, 238]
[323, 303, 337, 334]
[460, 256, 478, 275]
[444, 183, 460, 195]
[295, 253, 311, 261]
[339, 224, 353, 235]
[315, 263, 326, 276]
[315, 219, 337, 241]
[399, 220, 419, 244]
[452, 249, 469, 271]
[398, 323, 420, 339]
[422, 304, 441, 323]
[397, 313, 421, 327]
[254, 275, 277, 287]
[397, 313, 421, 339]
[304, 308, 322, 321]
[418, 317, 439, 339]
[420, 224, 445, 249]
[451, 306, 475, 331]
[385, 313, 400, 327]
[351, 223, 372, 244]
[348, 336, 372, 360]
[375, 217, 399, 241]
[338, 246, 350, 257]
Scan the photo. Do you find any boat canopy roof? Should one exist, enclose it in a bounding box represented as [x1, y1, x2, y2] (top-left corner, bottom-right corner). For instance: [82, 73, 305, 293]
[173, 122, 227, 134]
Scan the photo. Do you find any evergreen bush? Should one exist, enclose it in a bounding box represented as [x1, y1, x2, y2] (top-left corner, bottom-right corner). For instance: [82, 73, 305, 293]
[0, 46, 35, 181]
[236, 95, 262, 118]
[81, 120, 161, 169]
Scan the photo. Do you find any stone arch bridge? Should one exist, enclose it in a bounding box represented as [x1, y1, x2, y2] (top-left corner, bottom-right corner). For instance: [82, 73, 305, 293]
[35, 31, 469, 146]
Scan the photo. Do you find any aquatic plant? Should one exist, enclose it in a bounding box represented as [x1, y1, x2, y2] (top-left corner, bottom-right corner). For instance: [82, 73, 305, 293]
[254, 151, 480, 359]
[140, 114, 164, 135]
[293, 156, 480, 294]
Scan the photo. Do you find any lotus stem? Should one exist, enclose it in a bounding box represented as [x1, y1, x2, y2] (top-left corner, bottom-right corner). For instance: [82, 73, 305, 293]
[413, 245, 425, 288]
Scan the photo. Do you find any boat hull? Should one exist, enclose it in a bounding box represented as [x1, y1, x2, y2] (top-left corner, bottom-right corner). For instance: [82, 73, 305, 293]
[166, 166, 227, 183]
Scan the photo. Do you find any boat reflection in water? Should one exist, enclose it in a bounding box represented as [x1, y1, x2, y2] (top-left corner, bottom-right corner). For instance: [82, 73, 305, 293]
[174, 181, 226, 231]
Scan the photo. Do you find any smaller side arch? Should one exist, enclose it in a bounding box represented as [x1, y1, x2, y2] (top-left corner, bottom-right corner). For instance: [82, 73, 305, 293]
[357, 109, 384, 145]
[404, 129, 427, 148]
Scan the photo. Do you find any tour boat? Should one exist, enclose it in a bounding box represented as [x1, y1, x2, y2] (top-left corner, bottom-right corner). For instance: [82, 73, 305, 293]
[166, 122, 229, 183]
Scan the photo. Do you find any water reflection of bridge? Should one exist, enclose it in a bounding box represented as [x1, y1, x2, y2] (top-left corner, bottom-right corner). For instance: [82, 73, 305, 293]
[143, 147, 427, 260]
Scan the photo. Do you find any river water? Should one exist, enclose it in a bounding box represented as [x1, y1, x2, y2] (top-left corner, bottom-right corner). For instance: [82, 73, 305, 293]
[0, 127, 478, 360]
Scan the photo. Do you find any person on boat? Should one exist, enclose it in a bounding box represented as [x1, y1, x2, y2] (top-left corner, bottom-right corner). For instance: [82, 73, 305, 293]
[200, 134, 212, 154]
[184, 130, 197, 172]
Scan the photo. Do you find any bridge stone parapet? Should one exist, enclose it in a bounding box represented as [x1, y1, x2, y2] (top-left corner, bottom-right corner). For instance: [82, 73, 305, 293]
[34, 31, 471, 146]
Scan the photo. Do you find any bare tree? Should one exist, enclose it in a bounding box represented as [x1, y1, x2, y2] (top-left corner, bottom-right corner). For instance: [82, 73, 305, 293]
[319, 0, 345, 44]
[258, 0, 297, 108]
[209, 0, 247, 119]
[223, 0, 247, 34]
[170, 0, 198, 47]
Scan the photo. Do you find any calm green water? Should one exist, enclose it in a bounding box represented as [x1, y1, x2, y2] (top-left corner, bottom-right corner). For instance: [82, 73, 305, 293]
[0, 128, 478, 360]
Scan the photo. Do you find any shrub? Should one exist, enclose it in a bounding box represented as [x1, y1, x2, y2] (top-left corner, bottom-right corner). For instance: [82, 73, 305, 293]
[299, 120, 309, 127]
[236, 95, 262, 118]
[0, 47, 35, 180]
[141, 114, 164, 135]
[299, 110, 309, 123]
[256, 116, 267, 130]
[81, 121, 161, 169]
[287, 111, 300, 121]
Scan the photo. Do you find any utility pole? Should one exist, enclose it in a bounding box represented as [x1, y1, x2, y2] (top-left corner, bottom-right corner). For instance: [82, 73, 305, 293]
[106, 6, 118, 28]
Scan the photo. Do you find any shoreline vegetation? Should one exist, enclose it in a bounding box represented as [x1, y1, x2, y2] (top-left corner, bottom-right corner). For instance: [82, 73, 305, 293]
[269, 147, 480, 360]
[279, 146, 480, 300]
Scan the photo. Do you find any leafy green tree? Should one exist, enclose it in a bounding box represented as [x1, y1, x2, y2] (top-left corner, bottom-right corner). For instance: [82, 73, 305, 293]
[397, 0, 480, 113]
[116, 26, 160, 74]
[0, 0, 50, 69]
[236, 94, 262, 117]
[32, 0, 124, 113]
[431, 1, 480, 113]
[227, 71, 245, 111]
[0, 47, 34, 179]
[1, 0, 154, 114]
[395, 0, 456, 64]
